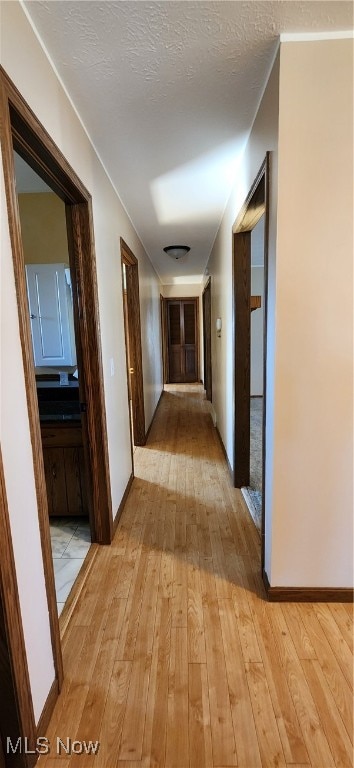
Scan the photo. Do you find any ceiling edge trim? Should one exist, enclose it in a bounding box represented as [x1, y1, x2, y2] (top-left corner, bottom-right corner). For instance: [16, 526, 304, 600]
[280, 30, 354, 42]
[19, 0, 162, 284]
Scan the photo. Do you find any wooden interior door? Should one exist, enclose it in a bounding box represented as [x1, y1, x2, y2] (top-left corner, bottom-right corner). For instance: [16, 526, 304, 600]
[202, 279, 212, 401]
[121, 239, 146, 446]
[167, 299, 198, 383]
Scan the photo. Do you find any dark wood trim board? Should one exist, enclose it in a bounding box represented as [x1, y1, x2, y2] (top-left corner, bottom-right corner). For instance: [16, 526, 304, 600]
[35, 679, 59, 741]
[113, 473, 134, 535]
[145, 389, 164, 444]
[233, 153, 270, 578]
[120, 238, 146, 447]
[213, 422, 233, 481]
[263, 570, 354, 602]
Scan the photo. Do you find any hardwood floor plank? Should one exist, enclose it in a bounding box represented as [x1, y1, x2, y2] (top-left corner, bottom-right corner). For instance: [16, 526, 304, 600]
[118, 656, 152, 761]
[94, 661, 132, 767]
[172, 551, 188, 628]
[188, 663, 213, 768]
[299, 603, 353, 738]
[218, 598, 262, 768]
[245, 662, 286, 768]
[209, 527, 234, 599]
[187, 560, 206, 663]
[281, 603, 317, 660]
[301, 659, 353, 768]
[248, 598, 309, 765]
[312, 603, 353, 688]
[203, 597, 237, 766]
[268, 604, 336, 767]
[40, 385, 353, 768]
[142, 597, 171, 767]
[165, 627, 189, 768]
[327, 603, 353, 653]
[70, 598, 128, 766]
[196, 506, 212, 558]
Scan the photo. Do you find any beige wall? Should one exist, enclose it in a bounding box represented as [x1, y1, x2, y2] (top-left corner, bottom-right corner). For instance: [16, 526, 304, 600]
[162, 283, 204, 381]
[207, 37, 353, 589]
[207, 50, 280, 575]
[0, 0, 162, 722]
[270, 38, 353, 587]
[18, 192, 69, 264]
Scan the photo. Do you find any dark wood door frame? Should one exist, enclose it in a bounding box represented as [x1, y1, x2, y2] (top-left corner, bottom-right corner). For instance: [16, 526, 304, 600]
[0, 67, 113, 722]
[160, 295, 168, 385]
[233, 153, 270, 570]
[202, 278, 212, 401]
[120, 239, 146, 446]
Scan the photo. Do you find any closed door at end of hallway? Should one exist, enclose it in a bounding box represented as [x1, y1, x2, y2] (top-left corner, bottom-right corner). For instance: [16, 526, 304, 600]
[167, 299, 198, 383]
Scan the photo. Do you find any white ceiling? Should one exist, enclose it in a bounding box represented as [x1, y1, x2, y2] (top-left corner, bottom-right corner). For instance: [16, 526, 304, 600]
[23, 1, 353, 283]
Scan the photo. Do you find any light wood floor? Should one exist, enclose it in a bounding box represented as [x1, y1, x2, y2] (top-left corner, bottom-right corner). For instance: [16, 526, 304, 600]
[41, 385, 353, 768]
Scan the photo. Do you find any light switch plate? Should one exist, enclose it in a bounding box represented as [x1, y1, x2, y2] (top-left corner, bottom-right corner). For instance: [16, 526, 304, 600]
[110, 357, 115, 377]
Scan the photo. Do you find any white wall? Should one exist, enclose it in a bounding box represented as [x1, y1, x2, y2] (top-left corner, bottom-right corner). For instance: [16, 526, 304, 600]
[207, 50, 280, 577]
[207, 37, 353, 589]
[162, 283, 204, 382]
[270, 38, 353, 587]
[0, 0, 162, 722]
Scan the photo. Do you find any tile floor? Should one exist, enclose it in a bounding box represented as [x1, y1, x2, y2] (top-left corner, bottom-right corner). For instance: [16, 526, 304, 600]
[50, 517, 91, 616]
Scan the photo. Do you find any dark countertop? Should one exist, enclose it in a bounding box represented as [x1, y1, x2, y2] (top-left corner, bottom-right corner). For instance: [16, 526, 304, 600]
[40, 414, 81, 423]
[36, 380, 79, 389]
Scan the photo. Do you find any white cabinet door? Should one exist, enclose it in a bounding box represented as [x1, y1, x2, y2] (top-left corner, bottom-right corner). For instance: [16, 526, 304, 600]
[25, 263, 77, 367]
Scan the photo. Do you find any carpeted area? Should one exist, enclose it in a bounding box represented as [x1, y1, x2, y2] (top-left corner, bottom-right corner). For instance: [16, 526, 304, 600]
[243, 396, 263, 532]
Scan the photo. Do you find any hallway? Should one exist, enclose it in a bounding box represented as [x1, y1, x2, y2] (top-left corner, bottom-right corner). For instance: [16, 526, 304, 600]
[40, 386, 352, 768]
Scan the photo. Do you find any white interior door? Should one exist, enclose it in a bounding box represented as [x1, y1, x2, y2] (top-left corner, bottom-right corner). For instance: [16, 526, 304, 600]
[25, 263, 76, 367]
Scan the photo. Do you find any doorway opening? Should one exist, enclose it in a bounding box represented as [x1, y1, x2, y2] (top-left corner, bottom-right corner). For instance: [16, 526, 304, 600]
[241, 215, 265, 533]
[233, 154, 269, 568]
[120, 238, 146, 447]
[202, 278, 212, 401]
[165, 298, 199, 383]
[1, 68, 113, 711]
[160, 294, 168, 386]
[15, 152, 92, 617]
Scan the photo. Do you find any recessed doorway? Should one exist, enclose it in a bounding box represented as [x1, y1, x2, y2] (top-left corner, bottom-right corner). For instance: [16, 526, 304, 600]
[166, 298, 199, 383]
[120, 238, 146, 447]
[233, 154, 269, 569]
[14, 152, 92, 617]
[202, 278, 212, 401]
[1, 68, 113, 706]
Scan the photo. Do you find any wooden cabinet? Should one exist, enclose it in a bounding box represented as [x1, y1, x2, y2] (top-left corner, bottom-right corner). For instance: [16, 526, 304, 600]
[41, 424, 88, 516]
[25, 263, 77, 367]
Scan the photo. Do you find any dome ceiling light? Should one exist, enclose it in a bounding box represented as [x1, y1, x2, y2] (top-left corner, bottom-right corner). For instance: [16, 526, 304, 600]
[163, 245, 190, 260]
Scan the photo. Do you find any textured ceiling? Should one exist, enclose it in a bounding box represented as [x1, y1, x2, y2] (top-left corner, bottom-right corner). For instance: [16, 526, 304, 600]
[24, 1, 353, 283]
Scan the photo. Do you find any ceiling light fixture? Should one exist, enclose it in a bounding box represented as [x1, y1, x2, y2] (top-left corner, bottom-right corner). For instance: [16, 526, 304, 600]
[163, 245, 190, 260]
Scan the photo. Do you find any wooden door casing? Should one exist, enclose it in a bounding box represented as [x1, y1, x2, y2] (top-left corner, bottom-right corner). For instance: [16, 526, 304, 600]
[202, 278, 212, 401]
[120, 239, 146, 447]
[233, 154, 270, 574]
[167, 298, 199, 383]
[0, 65, 115, 722]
